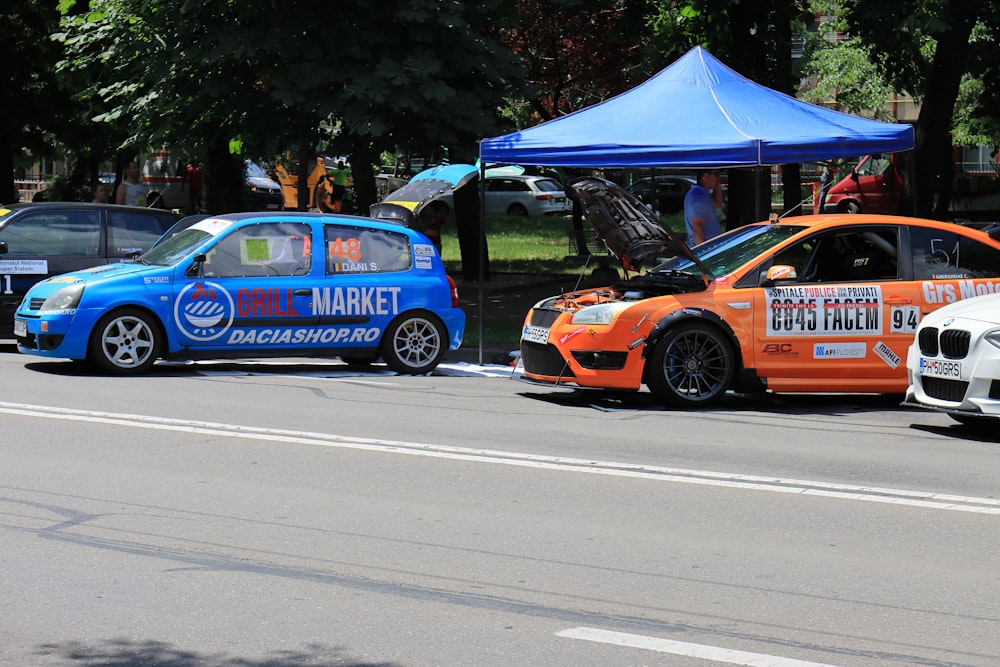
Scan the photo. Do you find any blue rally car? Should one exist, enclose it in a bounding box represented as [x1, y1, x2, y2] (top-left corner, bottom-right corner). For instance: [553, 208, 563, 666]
[13, 212, 465, 374]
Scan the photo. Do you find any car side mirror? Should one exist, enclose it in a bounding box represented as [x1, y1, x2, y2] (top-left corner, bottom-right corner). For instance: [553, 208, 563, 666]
[761, 264, 797, 286]
[186, 252, 207, 277]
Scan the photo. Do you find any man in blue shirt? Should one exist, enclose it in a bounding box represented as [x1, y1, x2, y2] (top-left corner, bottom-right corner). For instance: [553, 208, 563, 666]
[683, 170, 724, 246]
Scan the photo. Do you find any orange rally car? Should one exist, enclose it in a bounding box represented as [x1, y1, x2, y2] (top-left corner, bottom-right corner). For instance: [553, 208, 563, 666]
[520, 176, 1000, 407]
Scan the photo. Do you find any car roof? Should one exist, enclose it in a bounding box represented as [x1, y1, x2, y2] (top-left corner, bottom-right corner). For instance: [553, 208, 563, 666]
[0, 202, 180, 215]
[190, 210, 414, 231]
[768, 213, 993, 232]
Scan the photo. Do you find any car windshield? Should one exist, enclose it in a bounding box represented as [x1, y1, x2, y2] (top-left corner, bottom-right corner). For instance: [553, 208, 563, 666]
[140, 228, 213, 266]
[651, 224, 806, 278]
[246, 162, 267, 179]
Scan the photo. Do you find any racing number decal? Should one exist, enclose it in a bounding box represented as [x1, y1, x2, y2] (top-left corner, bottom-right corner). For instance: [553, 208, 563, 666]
[0, 259, 48, 295]
[890, 305, 920, 334]
[770, 297, 818, 333]
[328, 237, 362, 263]
[766, 285, 883, 336]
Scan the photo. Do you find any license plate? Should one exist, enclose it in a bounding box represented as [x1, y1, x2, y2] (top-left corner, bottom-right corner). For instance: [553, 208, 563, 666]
[13, 318, 26, 338]
[266, 203, 280, 210]
[919, 357, 962, 378]
[522, 325, 549, 345]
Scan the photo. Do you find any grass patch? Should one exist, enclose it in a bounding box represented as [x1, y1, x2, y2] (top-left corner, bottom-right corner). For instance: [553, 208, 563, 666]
[439, 212, 685, 274]
[438, 212, 685, 352]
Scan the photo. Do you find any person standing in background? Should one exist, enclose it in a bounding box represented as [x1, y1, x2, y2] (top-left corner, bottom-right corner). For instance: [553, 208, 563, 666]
[683, 169, 724, 246]
[327, 160, 350, 212]
[115, 160, 148, 206]
[186, 160, 202, 212]
[91, 182, 108, 203]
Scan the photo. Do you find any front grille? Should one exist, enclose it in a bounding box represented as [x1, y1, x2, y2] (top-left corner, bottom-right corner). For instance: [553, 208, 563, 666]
[940, 329, 971, 358]
[918, 327, 938, 356]
[521, 341, 574, 377]
[919, 327, 971, 359]
[28, 297, 45, 311]
[921, 376, 968, 402]
[528, 308, 562, 328]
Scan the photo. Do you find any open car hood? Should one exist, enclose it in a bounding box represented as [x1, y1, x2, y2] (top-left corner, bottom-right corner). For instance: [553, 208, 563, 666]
[567, 176, 706, 275]
[370, 164, 479, 227]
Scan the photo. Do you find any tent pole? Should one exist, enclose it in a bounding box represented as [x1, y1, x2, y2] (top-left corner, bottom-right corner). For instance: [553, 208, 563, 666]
[478, 161, 486, 365]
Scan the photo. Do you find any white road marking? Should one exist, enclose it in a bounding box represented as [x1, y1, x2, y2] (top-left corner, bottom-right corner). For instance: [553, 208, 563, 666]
[556, 627, 839, 666]
[2, 401, 998, 515]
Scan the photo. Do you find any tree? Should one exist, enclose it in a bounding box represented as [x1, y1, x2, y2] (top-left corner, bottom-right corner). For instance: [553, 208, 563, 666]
[645, 0, 812, 224]
[839, 0, 999, 218]
[498, 0, 649, 123]
[0, 1, 76, 204]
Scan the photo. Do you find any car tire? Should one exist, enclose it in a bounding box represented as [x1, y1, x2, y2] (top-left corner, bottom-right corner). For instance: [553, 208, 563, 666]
[507, 203, 529, 217]
[645, 322, 735, 408]
[87, 308, 161, 374]
[379, 311, 447, 374]
[837, 201, 861, 214]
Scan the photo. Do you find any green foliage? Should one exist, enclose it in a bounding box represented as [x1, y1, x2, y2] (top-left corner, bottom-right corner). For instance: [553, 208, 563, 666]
[798, 36, 897, 119]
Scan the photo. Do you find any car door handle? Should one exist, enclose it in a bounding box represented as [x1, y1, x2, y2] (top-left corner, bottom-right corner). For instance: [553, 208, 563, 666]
[294, 289, 312, 296]
[885, 296, 912, 305]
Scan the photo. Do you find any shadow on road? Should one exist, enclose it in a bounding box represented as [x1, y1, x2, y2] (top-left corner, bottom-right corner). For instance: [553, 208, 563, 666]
[32, 639, 397, 667]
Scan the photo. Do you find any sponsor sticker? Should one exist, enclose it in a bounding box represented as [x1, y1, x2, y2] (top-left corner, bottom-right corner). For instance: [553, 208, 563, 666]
[0, 259, 47, 274]
[767, 285, 882, 336]
[873, 340, 901, 369]
[813, 342, 867, 359]
[174, 281, 235, 341]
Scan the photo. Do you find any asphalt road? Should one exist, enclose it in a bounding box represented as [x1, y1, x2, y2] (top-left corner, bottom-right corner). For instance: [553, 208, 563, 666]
[1, 346, 998, 667]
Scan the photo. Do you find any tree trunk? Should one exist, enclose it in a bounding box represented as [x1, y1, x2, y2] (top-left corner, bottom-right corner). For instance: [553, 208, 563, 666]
[0, 130, 17, 204]
[910, 1, 978, 219]
[781, 163, 803, 216]
[348, 141, 377, 215]
[296, 115, 313, 211]
[205, 140, 245, 214]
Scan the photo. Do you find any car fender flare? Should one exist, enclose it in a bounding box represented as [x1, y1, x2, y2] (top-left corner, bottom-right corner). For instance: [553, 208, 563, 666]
[86, 302, 170, 352]
[642, 308, 764, 393]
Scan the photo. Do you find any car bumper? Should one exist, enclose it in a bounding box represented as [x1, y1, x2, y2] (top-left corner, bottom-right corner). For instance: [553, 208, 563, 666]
[250, 192, 284, 211]
[14, 308, 97, 360]
[905, 343, 1000, 418]
[519, 308, 646, 390]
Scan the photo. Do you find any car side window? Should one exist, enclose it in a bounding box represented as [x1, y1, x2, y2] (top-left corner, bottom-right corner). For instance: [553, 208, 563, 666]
[204, 222, 311, 278]
[0, 210, 101, 257]
[325, 223, 411, 274]
[776, 227, 899, 283]
[107, 211, 170, 258]
[909, 225, 1000, 279]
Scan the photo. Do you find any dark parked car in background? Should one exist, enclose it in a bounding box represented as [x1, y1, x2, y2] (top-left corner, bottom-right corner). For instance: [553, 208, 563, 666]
[246, 160, 284, 210]
[625, 175, 696, 214]
[0, 202, 180, 336]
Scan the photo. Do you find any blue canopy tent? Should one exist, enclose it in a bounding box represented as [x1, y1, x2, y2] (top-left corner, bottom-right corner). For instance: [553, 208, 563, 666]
[470, 47, 914, 363]
[479, 46, 914, 168]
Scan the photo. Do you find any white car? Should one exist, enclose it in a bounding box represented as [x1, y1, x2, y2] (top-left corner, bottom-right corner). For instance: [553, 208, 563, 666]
[434, 174, 571, 218]
[905, 291, 1000, 426]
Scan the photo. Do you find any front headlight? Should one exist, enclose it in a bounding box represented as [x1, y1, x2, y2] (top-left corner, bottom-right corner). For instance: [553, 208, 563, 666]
[985, 330, 1000, 350]
[40, 283, 85, 311]
[571, 301, 632, 325]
